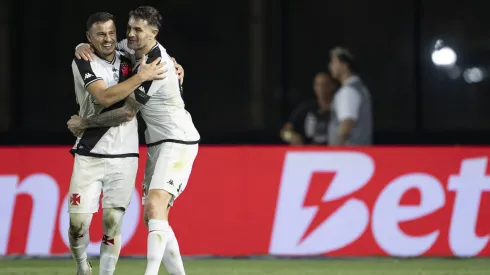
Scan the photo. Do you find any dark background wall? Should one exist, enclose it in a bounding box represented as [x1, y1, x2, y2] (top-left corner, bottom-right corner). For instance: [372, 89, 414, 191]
[3, 0, 490, 145]
[0, 0, 10, 132]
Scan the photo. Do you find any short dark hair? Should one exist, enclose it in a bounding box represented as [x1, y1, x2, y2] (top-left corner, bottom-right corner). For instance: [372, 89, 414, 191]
[129, 6, 162, 29]
[331, 47, 357, 73]
[86, 12, 115, 31]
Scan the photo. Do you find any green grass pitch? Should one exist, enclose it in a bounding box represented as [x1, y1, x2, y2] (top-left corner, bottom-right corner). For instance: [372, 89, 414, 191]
[0, 258, 489, 274]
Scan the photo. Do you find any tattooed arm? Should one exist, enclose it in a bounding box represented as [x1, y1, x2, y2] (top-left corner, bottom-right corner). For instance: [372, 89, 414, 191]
[67, 95, 144, 136]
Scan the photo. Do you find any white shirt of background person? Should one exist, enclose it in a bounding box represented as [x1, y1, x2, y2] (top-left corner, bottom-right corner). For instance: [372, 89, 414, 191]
[334, 75, 361, 124]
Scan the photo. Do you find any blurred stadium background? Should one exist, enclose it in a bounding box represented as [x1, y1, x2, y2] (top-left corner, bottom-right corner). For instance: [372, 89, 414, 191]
[1, 0, 490, 274]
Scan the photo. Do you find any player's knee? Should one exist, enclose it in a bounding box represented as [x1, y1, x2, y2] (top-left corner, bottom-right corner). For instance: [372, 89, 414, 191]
[102, 208, 125, 236]
[144, 190, 172, 219]
[69, 213, 91, 238]
[144, 199, 161, 219]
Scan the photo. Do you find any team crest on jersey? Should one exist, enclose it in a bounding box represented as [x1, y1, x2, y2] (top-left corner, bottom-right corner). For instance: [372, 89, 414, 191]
[121, 63, 131, 78]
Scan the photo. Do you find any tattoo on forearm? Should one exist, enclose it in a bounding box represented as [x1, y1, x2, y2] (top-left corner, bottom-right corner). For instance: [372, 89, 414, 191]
[81, 95, 143, 129]
[125, 96, 144, 113]
[82, 108, 131, 129]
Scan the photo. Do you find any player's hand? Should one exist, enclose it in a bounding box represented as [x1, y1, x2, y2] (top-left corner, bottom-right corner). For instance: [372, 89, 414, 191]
[280, 127, 303, 145]
[172, 57, 184, 85]
[75, 44, 94, 62]
[138, 55, 168, 82]
[67, 115, 85, 137]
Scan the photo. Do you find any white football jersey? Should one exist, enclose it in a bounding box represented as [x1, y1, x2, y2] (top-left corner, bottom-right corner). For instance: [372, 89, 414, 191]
[131, 43, 200, 145]
[71, 51, 139, 157]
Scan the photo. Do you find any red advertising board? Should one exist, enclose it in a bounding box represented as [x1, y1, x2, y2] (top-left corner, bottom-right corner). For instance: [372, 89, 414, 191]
[1, 146, 490, 257]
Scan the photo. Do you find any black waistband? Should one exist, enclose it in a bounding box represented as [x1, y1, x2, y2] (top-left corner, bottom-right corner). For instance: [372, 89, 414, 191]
[70, 149, 139, 158]
[146, 139, 200, 147]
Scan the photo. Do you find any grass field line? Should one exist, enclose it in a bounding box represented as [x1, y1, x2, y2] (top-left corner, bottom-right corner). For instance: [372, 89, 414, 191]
[1, 271, 490, 275]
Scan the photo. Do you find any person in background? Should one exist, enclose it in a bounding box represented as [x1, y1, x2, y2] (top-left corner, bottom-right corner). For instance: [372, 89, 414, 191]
[280, 72, 337, 145]
[328, 47, 373, 146]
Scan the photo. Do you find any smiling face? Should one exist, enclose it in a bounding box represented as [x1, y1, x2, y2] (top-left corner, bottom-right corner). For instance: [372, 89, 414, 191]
[126, 16, 157, 51]
[86, 20, 117, 59]
[125, 6, 162, 55]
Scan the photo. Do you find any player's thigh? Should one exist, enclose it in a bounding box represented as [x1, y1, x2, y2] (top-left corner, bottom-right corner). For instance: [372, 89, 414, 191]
[102, 157, 138, 210]
[148, 143, 188, 194]
[151, 143, 199, 206]
[171, 144, 199, 202]
[68, 155, 104, 214]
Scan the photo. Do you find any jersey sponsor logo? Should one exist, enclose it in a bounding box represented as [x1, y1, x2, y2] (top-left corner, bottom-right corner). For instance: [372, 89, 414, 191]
[138, 86, 145, 93]
[84, 73, 93, 80]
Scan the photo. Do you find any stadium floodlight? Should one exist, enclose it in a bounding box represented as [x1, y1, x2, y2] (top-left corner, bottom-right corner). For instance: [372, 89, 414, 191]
[432, 46, 457, 67]
[463, 67, 485, 83]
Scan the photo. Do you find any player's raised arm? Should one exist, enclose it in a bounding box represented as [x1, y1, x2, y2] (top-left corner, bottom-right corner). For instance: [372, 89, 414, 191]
[73, 55, 167, 107]
[75, 42, 185, 85]
[172, 57, 184, 85]
[75, 39, 136, 60]
[75, 43, 94, 61]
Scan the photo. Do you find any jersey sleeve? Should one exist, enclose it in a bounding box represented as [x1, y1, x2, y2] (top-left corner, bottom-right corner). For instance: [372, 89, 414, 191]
[72, 58, 103, 89]
[71, 60, 84, 86]
[335, 86, 361, 121]
[134, 79, 165, 105]
[133, 53, 166, 105]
